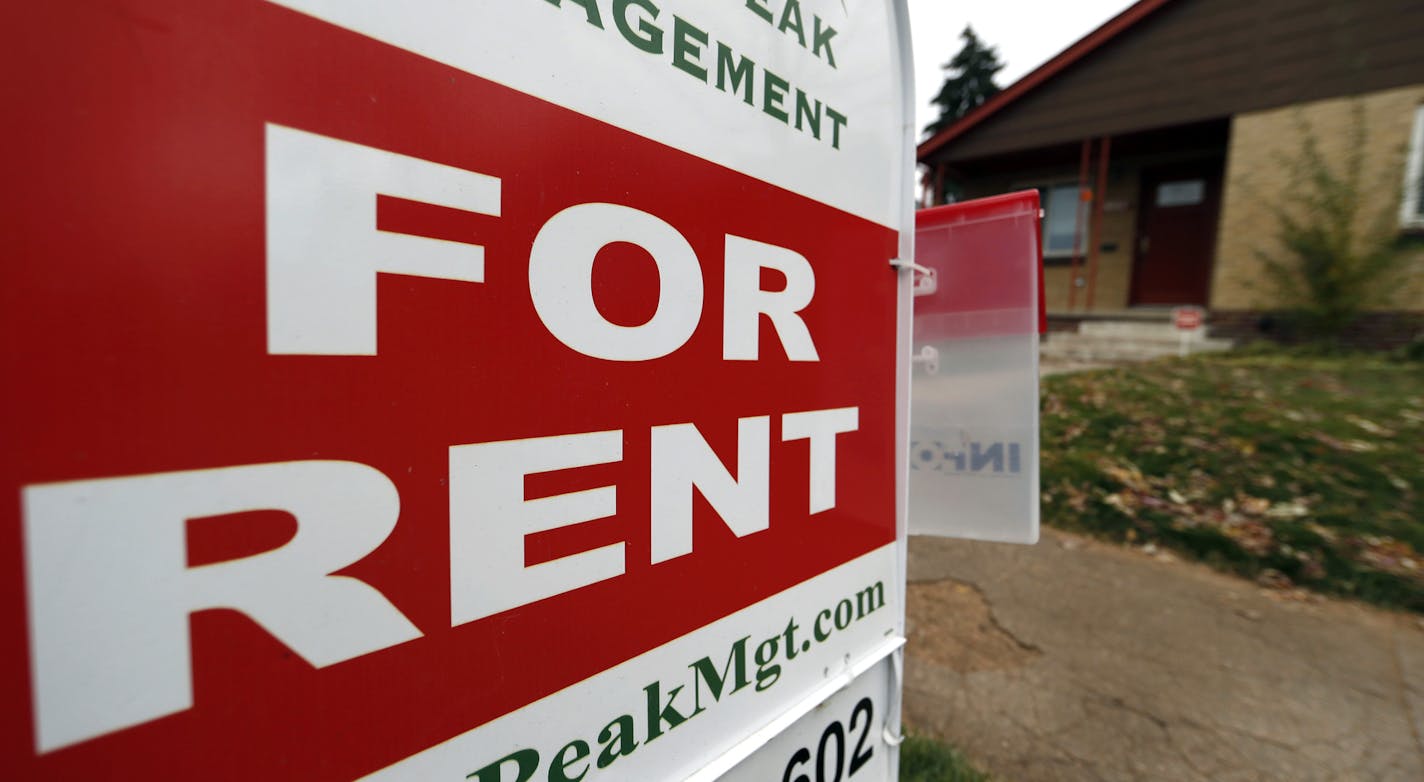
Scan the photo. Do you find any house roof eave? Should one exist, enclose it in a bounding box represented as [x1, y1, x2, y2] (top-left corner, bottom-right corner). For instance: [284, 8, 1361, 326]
[916, 0, 1180, 164]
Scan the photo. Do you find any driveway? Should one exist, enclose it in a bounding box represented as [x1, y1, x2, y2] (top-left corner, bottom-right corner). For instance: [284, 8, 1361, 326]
[904, 529, 1424, 781]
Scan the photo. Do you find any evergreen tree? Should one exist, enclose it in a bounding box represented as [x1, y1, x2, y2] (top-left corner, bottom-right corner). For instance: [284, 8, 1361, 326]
[925, 26, 1005, 137]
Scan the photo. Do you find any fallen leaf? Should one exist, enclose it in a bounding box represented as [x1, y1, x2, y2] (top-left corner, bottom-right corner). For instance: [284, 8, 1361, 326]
[1104, 492, 1137, 517]
[1102, 462, 1149, 492]
[1257, 569, 1293, 589]
[1239, 495, 1271, 515]
[1224, 520, 1275, 555]
[1346, 415, 1395, 437]
[1266, 500, 1310, 519]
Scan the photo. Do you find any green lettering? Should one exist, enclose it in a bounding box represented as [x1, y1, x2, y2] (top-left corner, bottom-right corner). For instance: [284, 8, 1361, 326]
[856, 581, 885, 619]
[716, 43, 756, 105]
[782, 617, 803, 660]
[613, 0, 663, 54]
[548, 0, 604, 29]
[467, 748, 539, 782]
[644, 680, 689, 743]
[794, 89, 821, 139]
[826, 106, 847, 149]
[825, 106, 843, 148]
[596, 715, 638, 769]
[745, 0, 773, 24]
[762, 68, 789, 124]
[688, 636, 751, 715]
[671, 16, 708, 82]
[753, 636, 781, 691]
[777, 0, 806, 47]
[550, 740, 590, 782]
[812, 17, 837, 68]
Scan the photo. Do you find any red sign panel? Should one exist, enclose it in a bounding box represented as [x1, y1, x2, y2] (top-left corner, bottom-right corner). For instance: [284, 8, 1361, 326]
[1, 3, 899, 779]
[913, 192, 1045, 341]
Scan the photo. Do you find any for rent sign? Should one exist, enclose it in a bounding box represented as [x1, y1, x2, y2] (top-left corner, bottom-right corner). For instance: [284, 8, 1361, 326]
[2, 1, 914, 780]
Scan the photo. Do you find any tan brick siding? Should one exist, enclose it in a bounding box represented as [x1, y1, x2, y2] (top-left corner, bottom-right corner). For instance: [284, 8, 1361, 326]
[1211, 85, 1424, 311]
[1088, 174, 1139, 311]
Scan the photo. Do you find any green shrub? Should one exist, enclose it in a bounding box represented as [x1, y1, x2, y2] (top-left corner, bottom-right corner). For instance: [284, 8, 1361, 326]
[1256, 105, 1412, 342]
[1396, 334, 1424, 362]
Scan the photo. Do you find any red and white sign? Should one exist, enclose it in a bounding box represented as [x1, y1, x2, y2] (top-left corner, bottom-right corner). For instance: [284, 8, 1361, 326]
[909, 192, 1043, 544]
[1174, 307, 1204, 331]
[2, 2, 915, 780]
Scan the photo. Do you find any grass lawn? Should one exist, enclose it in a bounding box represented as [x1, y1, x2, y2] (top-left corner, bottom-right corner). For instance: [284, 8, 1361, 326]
[1041, 351, 1424, 612]
[899, 735, 993, 782]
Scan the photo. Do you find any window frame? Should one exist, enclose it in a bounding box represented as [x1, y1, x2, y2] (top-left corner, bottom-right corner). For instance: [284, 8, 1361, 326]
[1402, 104, 1424, 231]
[1034, 181, 1091, 259]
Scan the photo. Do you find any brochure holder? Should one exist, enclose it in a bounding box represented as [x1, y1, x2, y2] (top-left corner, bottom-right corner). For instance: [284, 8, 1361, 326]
[909, 192, 1044, 543]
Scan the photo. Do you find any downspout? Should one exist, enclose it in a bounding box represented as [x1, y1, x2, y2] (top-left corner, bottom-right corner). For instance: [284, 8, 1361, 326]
[1085, 136, 1112, 310]
[1068, 138, 1091, 310]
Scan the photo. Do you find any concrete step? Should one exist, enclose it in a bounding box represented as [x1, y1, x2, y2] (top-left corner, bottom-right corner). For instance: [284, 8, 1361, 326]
[1039, 319, 1236, 365]
[1044, 332, 1234, 351]
[1041, 333, 1233, 363]
[1077, 320, 1201, 338]
[1042, 345, 1228, 362]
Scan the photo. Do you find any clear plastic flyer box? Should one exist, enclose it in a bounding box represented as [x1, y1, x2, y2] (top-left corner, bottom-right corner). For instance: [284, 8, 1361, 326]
[909, 192, 1044, 543]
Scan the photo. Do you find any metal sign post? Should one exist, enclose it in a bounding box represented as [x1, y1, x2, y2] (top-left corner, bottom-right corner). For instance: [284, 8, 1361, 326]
[1174, 306, 1205, 357]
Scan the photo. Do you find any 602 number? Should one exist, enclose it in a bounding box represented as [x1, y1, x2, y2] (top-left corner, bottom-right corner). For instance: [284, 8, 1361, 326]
[781, 697, 876, 782]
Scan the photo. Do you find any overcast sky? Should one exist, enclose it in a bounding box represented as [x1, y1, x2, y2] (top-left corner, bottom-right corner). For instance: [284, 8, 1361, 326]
[905, 0, 1138, 139]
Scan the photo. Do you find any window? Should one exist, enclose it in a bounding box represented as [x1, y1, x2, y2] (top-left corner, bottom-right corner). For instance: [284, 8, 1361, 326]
[1155, 179, 1205, 208]
[1404, 104, 1424, 230]
[1040, 183, 1089, 257]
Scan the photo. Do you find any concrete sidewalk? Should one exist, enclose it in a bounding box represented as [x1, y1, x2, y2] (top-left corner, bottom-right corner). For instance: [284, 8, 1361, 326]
[903, 529, 1424, 781]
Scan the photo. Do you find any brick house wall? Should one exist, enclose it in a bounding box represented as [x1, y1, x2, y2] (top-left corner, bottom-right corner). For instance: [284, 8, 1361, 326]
[1211, 84, 1424, 312]
[919, 0, 1424, 339]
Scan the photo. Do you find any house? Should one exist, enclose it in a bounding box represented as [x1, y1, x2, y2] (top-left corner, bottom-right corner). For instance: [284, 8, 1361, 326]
[917, 0, 1424, 346]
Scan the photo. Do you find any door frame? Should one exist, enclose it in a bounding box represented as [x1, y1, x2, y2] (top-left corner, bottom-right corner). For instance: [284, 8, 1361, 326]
[1129, 159, 1225, 306]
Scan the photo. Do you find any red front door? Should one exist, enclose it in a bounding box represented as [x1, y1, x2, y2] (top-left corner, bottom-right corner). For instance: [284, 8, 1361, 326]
[1130, 163, 1223, 305]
